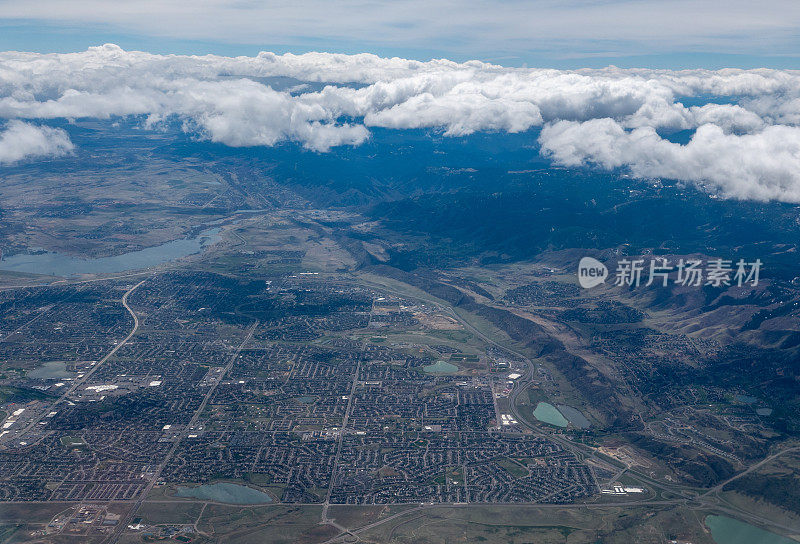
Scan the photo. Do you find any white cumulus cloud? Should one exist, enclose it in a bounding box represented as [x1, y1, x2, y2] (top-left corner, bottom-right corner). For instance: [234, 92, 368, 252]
[0, 120, 74, 164]
[539, 120, 800, 202]
[2, 46, 800, 201]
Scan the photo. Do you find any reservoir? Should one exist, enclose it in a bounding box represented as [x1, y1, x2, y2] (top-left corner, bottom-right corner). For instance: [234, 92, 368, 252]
[423, 361, 459, 374]
[533, 402, 568, 427]
[175, 482, 274, 504]
[0, 227, 221, 277]
[705, 515, 796, 544]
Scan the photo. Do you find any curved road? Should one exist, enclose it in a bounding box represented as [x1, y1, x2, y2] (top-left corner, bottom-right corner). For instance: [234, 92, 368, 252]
[8, 278, 147, 443]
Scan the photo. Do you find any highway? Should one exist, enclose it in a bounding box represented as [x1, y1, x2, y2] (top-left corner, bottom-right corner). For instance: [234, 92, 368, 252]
[104, 321, 260, 544]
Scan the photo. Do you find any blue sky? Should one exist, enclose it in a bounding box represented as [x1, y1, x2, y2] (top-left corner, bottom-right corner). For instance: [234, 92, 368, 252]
[1, 0, 799, 68]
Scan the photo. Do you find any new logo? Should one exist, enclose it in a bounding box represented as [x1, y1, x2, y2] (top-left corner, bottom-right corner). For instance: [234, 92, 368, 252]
[578, 257, 608, 288]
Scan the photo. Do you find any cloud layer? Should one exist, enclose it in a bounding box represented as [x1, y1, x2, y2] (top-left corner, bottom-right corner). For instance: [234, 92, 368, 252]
[0, 120, 73, 164]
[2, 45, 800, 201]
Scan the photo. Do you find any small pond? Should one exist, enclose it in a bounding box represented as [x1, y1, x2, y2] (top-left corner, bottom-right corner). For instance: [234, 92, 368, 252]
[28, 361, 73, 379]
[556, 404, 591, 429]
[533, 402, 568, 427]
[423, 361, 459, 374]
